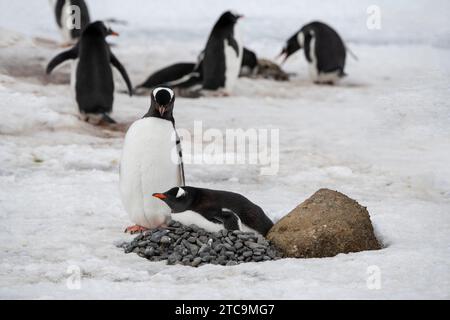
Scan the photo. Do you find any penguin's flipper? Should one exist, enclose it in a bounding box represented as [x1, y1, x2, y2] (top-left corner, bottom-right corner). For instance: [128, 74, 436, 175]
[110, 53, 133, 96]
[46, 44, 79, 74]
[175, 131, 186, 186]
[226, 36, 239, 57]
[221, 209, 240, 231]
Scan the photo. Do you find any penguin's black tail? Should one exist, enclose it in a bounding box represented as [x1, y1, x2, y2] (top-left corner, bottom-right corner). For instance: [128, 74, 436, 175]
[101, 113, 117, 124]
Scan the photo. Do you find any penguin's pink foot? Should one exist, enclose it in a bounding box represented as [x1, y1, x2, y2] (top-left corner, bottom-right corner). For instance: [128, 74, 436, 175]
[124, 225, 148, 234]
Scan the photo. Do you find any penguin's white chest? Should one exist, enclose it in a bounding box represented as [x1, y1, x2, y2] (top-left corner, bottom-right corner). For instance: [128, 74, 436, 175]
[223, 32, 243, 91]
[60, 0, 74, 42]
[120, 117, 181, 228]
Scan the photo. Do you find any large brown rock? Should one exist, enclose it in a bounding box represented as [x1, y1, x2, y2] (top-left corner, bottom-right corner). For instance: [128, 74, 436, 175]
[267, 189, 381, 258]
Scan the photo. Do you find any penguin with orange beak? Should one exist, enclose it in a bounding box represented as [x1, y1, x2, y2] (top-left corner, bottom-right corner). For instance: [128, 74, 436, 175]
[120, 87, 185, 234]
[152, 186, 273, 236]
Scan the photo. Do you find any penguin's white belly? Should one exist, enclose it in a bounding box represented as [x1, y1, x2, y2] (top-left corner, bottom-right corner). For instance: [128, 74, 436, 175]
[171, 211, 224, 233]
[171, 210, 260, 235]
[120, 117, 180, 228]
[223, 38, 243, 91]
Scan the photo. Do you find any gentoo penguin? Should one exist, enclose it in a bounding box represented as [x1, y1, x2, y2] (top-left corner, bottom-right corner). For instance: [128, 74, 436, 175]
[279, 21, 346, 84]
[152, 186, 274, 236]
[50, 0, 91, 44]
[120, 87, 185, 234]
[46, 21, 133, 123]
[202, 11, 244, 93]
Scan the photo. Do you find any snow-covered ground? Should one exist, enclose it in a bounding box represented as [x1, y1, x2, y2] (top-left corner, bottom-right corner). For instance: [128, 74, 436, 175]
[0, 0, 449, 299]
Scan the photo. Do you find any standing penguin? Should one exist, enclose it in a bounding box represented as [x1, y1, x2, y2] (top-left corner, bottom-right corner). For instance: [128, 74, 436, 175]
[46, 21, 133, 123]
[152, 186, 274, 236]
[202, 11, 244, 94]
[50, 0, 91, 44]
[279, 21, 346, 84]
[120, 87, 185, 234]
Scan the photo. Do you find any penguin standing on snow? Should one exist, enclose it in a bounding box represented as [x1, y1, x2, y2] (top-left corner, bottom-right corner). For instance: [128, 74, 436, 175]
[50, 0, 91, 44]
[120, 87, 185, 234]
[279, 21, 346, 84]
[152, 186, 274, 236]
[202, 11, 244, 94]
[46, 21, 133, 124]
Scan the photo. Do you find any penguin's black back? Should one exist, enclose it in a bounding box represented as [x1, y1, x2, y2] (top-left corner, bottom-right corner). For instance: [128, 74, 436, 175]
[55, 0, 90, 39]
[186, 187, 274, 236]
[202, 14, 238, 90]
[202, 36, 226, 90]
[138, 63, 196, 89]
[302, 21, 346, 74]
[76, 28, 113, 114]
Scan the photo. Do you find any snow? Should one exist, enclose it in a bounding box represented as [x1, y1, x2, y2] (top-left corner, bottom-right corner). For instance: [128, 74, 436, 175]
[0, 0, 449, 299]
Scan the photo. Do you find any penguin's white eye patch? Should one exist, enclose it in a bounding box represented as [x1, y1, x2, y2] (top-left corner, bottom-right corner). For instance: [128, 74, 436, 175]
[176, 187, 186, 198]
[153, 87, 174, 100]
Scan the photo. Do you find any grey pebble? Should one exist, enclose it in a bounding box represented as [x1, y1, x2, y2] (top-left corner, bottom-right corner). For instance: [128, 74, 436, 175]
[160, 236, 171, 244]
[191, 257, 202, 267]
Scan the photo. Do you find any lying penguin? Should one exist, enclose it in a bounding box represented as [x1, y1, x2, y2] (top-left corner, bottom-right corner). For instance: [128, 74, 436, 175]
[279, 21, 347, 84]
[46, 21, 133, 124]
[152, 186, 274, 236]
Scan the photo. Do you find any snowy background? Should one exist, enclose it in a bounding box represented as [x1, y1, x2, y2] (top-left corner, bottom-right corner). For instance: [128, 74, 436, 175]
[0, 0, 449, 299]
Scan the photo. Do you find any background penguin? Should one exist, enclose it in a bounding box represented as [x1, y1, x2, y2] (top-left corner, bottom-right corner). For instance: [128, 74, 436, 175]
[50, 0, 91, 44]
[152, 186, 274, 236]
[46, 21, 133, 124]
[120, 87, 185, 234]
[279, 21, 346, 84]
[202, 11, 244, 94]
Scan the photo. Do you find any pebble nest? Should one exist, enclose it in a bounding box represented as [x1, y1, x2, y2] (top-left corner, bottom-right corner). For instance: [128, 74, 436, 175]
[122, 220, 282, 267]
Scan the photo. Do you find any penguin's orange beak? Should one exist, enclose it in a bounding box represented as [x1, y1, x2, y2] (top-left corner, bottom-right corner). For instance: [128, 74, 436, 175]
[152, 193, 166, 200]
[110, 31, 119, 37]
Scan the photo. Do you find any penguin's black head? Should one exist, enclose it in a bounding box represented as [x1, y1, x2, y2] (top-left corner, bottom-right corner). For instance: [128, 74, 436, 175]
[83, 21, 119, 38]
[153, 187, 193, 213]
[144, 87, 175, 121]
[278, 32, 302, 64]
[215, 11, 243, 28]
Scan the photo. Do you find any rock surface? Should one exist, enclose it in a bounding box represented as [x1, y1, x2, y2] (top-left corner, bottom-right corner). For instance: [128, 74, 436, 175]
[121, 220, 282, 267]
[267, 189, 381, 258]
